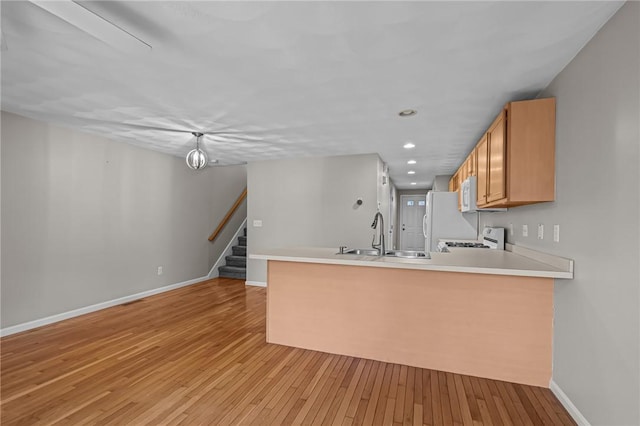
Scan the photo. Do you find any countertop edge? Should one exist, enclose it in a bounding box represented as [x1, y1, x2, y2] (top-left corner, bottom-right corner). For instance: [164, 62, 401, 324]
[249, 251, 573, 279]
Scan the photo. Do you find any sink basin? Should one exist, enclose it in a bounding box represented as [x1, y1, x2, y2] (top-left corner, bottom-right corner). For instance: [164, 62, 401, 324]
[338, 248, 381, 255]
[384, 250, 430, 259]
[337, 248, 429, 259]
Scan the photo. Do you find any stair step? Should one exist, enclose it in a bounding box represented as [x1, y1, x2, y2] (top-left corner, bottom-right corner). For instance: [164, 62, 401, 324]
[232, 245, 246, 256]
[237, 236, 247, 247]
[226, 255, 246, 267]
[218, 265, 246, 280]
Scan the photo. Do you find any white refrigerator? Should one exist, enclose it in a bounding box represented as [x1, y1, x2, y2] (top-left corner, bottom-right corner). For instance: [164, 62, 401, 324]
[423, 191, 478, 253]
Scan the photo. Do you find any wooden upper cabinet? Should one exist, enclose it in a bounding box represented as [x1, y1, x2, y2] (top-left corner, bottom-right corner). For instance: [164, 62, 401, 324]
[478, 98, 556, 208]
[503, 98, 556, 206]
[450, 97, 555, 209]
[449, 171, 460, 192]
[449, 172, 463, 210]
[461, 154, 471, 181]
[487, 110, 506, 203]
[457, 178, 462, 210]
[476, 135, 488, 206]
[468, 150, 476, 177]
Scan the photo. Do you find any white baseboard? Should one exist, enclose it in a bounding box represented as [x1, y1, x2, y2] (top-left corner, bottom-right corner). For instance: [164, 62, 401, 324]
[550, 380, 590, 426]
[208, 218, 248, 278]
[0, 276, 209, 337]
[245, 280, 267, 287]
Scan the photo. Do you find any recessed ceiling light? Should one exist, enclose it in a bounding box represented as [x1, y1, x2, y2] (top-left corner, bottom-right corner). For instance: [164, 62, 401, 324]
[403, 142, 415, 149]
[407, 160, 416, 165]
[410, 182, 417, 186]
[398, 109, 417, 117]
[408, 170, 416, 175]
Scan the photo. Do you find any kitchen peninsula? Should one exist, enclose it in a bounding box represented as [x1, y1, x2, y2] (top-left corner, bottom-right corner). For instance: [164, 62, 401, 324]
[251, 247, 573, 387]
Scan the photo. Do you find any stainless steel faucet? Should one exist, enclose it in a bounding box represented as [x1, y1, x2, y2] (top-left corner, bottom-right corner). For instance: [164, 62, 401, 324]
[371, 212, 385, 256]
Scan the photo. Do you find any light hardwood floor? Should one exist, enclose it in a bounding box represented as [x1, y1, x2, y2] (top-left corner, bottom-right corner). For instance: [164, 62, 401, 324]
[1, 278, 575, 425]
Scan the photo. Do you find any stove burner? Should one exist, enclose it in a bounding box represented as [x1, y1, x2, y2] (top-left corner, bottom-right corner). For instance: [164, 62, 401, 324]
[445, 242, 489, 248]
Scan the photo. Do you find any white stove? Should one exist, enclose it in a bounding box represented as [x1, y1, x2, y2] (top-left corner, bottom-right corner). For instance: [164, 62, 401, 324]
[437, 227, 505, 252]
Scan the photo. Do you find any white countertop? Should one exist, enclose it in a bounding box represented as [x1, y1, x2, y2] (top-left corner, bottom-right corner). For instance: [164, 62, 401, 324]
[250, 246, 573, 279]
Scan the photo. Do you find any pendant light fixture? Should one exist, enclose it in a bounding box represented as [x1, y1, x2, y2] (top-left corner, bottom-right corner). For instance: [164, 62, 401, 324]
[186, 132, 208, 170]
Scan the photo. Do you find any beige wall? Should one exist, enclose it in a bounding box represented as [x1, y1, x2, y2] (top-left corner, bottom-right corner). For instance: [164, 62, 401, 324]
[1, 112, 246, 328]
[479, 3, 639, 424]
[432, 175, 452, 192]
[246, 154, 382, 283]
[397, 189, 429, 196]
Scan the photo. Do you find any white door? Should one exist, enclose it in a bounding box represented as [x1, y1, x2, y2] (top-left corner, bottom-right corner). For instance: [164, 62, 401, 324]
[399, 195, 426, 250]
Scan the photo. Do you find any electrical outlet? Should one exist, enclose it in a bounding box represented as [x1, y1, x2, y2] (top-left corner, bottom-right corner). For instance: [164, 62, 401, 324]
[553, 225, 560, 242]
[157, 266, 163, 275]
[253, 219, 263, 227]
[509, 223, 514, 236]
[522, 224, 528, 237]
[537, 224, 544, 240]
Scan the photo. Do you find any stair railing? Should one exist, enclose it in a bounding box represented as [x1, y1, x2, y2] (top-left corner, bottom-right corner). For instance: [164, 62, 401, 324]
[208, 187, 248, 242]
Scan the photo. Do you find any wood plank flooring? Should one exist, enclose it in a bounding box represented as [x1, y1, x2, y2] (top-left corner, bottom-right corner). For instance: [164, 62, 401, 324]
[1, 278, 575, 425]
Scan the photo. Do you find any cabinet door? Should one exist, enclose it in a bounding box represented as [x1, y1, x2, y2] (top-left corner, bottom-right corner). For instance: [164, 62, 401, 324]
[487, 111, 506, 202]
[476, 135, 488, 206]
[461, 158, 469, 182]
[456, 172, 462, 210]
[468, 150, 476, 177]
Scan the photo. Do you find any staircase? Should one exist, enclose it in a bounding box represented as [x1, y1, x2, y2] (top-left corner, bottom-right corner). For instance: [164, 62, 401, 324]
[218, 228, 247, 280]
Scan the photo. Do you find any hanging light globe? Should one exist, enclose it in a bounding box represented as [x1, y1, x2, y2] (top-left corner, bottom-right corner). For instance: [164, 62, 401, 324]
[186, 132, 208, 170]
[186, 147, 208, 170]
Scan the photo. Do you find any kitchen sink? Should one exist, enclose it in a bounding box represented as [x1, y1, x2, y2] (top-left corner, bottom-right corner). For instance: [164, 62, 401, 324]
[338, 248, 381, 256]
[337, 248, 429, 259]
[385, 250, 430, 259]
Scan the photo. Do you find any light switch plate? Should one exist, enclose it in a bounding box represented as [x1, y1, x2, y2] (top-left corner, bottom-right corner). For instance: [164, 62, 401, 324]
[537, 224, 544, 239]
[522, 224, 528, 237]
[553, 225, 560, 242]
[253, 220, 263, 227]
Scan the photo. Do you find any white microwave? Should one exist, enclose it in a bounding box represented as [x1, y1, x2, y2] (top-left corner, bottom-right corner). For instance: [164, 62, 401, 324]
[461, 176, 506, 213]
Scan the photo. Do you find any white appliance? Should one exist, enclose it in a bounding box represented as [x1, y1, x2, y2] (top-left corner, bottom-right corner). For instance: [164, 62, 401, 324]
[482, 227, 505, 249]
[460, 176, 507, 213]
[436, 227, 505, 252]
[422, 191, 478, 253]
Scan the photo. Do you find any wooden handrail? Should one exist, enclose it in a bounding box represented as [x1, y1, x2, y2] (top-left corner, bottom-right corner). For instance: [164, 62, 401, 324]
[208, 187, 248, 242]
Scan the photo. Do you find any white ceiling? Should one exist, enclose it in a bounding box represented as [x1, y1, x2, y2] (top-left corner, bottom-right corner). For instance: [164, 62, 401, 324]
[1, 1, 623, 189]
